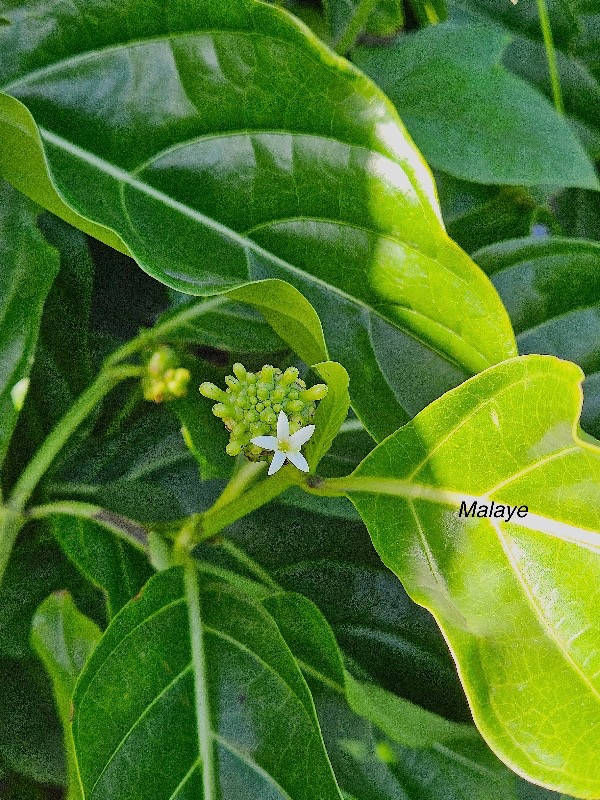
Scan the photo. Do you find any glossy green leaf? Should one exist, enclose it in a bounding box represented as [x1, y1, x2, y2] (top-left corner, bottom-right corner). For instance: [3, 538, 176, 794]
[49, 510, 152, 616]
[0, 180, 59, 469]
[450, 0, 600, 161]
[50, 404, 217, 522]
[264, 591, 541, 800]
[197, 503, 467, 719]
[435, 173, 540, 254]
[0, 524, 101, 659]
[354, 23, 599, 189]
[32, 592, 102, 800]
[72, 565, 343, 799]
[474, 237, 600, 438]
[0, 0, 516, 440]
[345, 355, 600, 797]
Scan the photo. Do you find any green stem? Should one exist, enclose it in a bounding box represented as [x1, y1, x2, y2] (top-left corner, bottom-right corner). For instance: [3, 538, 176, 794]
[8, 365, 141, 512]
[200, 467, 299, 541]
[536, 0, 564, 114]
[183, 557, 217, 798]
[335, 0, 379, 54]
[0, 507, 25, 588]
[104, 296, 229, 368]
[210, 459, 267, 513]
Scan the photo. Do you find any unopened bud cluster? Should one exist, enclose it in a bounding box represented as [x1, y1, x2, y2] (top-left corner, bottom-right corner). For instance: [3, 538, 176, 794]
[142, 346, 190, 404]
[200, 363, 327, 459]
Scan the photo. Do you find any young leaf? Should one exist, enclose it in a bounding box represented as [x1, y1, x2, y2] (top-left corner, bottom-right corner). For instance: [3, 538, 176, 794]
[0, 180, 59, 468]
[72, 566, 343, 799]
[31, 592, 102, 800]
[354, 23, 599, 189]
[474, 237, 600, 437]
[344, 355, 600, 797]
[305, 361, 351, 470]
[325, 0, 404, 44]
[0, 0, 516, 440]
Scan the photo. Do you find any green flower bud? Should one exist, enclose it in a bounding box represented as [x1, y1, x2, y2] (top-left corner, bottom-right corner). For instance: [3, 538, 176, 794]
[143, 346, 190, 403]
[199, 363, 327, 461]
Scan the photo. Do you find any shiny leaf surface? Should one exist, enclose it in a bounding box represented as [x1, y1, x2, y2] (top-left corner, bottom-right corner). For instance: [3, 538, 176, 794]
[354, 23, 599, 188]
[346, 355, 600, 797]
[72, 566, 343, 799]
[475, 237, 600, 437]
[0, 0, 516, 440]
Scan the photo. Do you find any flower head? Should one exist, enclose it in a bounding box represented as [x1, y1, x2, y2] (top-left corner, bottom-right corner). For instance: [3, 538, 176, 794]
[199, 363, 327, 461]
[251, 411, 315, 475]
[142, 345, 190, 403]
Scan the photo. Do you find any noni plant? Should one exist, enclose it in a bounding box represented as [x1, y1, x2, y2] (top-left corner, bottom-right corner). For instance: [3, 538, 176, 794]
[0, 0, 599, 799]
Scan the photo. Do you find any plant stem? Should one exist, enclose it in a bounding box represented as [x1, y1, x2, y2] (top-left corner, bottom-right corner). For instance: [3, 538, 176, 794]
[104, 296, 229, 368]
[209, 460, 267, 513]
[8, 365, 141, 512]
[536, 0, 564, 114]
[335, 0, 379, 54]
[200, 467, 299, 541]
[0, 507, 25, 587]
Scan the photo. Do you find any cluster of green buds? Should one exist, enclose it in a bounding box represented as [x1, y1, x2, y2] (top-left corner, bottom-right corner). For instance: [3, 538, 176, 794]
[200, 363, 327, 459]
[142, 345, 191, 404]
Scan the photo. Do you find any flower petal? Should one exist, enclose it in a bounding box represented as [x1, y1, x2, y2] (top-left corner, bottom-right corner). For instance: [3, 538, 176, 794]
[277, 410, 290, 441]
[250, 435, 278, 450]
[268, 450, 287, 476]
[286, 450, 309, 473]
[289, 424, 315, 448]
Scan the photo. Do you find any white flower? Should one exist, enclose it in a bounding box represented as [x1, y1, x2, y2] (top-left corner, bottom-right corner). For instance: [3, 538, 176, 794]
[251, 411, 315, 476]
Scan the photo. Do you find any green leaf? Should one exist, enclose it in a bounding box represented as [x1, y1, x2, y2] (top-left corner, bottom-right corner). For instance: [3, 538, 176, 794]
[306, 361, 351, 470]
[354, 23, 599, 189]
[264, 591, 536, 800]
[0, 0, 516, 440]
[0, 180, 59, 469]
[474, 237, 600, 438]
[3, 213, 95, 483]
[0, 524, 102, 659]
[450, 0, 600, 161]
[49, 510, 153, 616]
[0, 656, 65, 785]
[31, 592, 102, 800]
[325, 0, 404, 42]
[72, 565, 343, 799]
[197, 504, 467, 719]
[344, 354, 600, 796]
[435, 173, 539, 255]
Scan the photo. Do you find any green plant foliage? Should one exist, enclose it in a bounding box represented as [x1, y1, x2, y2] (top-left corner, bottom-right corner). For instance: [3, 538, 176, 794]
[450, 0, 600, 160]
[31, 592, 102, 800]
[0, 181, 60, 468]
[325, 0, 404, 42]
[0, 0, 516, 440]
[1, 0, 599, 796]
[72, 566, 343, 799]
[354, 23, 599, 188]
[346, 355, 600, 797]
[474, 237, 600, 437]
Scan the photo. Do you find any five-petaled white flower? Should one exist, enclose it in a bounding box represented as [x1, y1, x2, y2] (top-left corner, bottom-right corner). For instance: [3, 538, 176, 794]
[251, 411, 315, 476]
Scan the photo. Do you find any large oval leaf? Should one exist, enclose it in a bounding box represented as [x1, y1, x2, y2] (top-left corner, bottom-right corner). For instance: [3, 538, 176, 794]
[354, 23, 599, 189]
[474, 237, 600, 438]
[0, 0, 516, 440]
[72, 565, 343, 799]
[340, 355, 600, 797]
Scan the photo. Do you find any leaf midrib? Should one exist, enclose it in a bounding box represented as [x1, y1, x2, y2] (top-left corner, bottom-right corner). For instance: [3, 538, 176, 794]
[36, 127, 488, 373]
